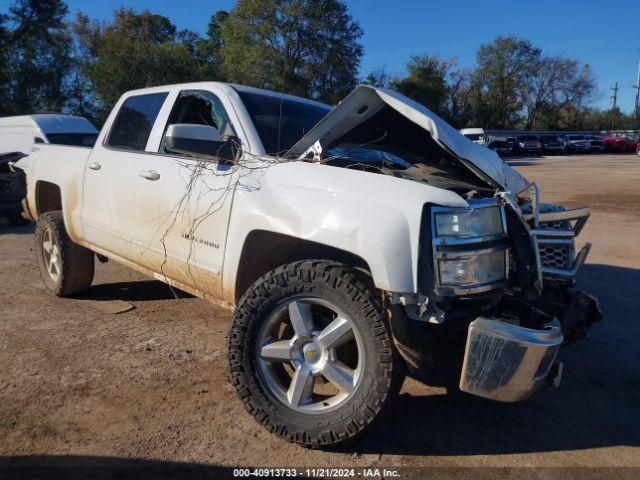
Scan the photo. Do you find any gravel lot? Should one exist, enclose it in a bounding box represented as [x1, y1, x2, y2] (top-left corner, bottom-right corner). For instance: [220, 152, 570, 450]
[1, 153, 639, 479]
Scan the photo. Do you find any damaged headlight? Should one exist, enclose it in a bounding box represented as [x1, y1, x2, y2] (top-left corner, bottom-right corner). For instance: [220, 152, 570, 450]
[437, 248, 507, 287]
[434, 205, 504, 239]
[429, 200, 509, 295]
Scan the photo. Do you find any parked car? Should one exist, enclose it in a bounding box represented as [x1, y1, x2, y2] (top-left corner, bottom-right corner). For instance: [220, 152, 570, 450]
[540, 134, 566, 154]
[487, 139, 512, 157]
[0, 114, 99, 156]
[516, 134, 542, 155]
[13, 82, 601, 447]
[637, 140, 640, 156]
[0, 152, 28, 225]
[460, 128, 487, 145]
[587, 136, 606, 153]
[0, 114, 99, 226]
[565, 134, 591, 153]
[603, 136, 636, 153]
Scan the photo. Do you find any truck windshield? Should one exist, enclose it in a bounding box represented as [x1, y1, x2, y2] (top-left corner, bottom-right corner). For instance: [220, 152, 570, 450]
[236, 91, 331, 156]
[46, 133, 99, 147]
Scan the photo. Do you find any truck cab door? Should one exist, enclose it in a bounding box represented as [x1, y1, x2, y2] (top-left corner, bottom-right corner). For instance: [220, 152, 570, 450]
[128, 88, 242, 299]
[81, 91, 170, 260]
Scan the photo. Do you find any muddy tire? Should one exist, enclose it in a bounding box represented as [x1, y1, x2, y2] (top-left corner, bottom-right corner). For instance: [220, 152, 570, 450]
[228, 260, 404, 447]
[35, 211, 94, 296]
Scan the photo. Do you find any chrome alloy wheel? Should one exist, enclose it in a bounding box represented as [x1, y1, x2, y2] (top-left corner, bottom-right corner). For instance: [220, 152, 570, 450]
[256, 297, 364, 413]
[41, 227, 61, 282]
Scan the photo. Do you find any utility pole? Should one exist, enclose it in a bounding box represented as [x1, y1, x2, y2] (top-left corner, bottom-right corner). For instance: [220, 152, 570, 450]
[634, 51, 640, 133]
[609, 81, 619, 131]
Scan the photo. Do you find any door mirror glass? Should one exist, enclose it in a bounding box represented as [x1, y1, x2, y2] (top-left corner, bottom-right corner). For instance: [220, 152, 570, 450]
[165, 123, 239, 162]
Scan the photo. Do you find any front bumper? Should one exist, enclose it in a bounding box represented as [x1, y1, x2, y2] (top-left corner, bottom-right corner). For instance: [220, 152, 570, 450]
[459, 316, 563, 401]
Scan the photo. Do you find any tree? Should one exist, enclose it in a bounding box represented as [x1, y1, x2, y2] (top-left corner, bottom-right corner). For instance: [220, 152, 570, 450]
[362, 67, 390, 88]
[219, 0, 363, 104]
[389, 55, 450, 117]
[519, 56, 567, 130]
[557, 63, 596, 129]
[474, 36, 540, 129]
[73, 7, 204, 111]
[194, 10, 228, 78]
[1, 0, 75, 115]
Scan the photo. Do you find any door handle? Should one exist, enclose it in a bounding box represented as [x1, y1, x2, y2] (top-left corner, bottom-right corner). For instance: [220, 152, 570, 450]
[138, 170, 161, 181]
[87, 162, 102, 171]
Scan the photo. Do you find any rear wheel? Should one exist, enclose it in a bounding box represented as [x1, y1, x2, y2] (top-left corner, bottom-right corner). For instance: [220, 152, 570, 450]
[35, 211, 94, 296]
[228, 260, 404, 447]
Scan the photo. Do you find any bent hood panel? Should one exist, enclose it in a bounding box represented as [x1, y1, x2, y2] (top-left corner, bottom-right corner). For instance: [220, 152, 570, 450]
[287, 85, 507, 188]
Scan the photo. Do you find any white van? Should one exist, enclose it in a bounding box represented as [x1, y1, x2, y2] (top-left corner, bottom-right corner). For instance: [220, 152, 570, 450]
[0, 114, 98, 155]
[460, 127, 487, 145]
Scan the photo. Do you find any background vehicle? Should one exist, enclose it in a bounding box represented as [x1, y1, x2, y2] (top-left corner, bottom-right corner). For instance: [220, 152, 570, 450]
[587, 136, 605, 153]
[0, 114, 98, 156]
[0, 114, 98, 225]
[460, 128, 487, 145]
[565, 134, 591, 153]
[516, 134, 542, 155]
[487, 139, 512, 156]
[603, 136, 636, 153]
[0, 152, 28, 225]
[540, 134, 566, 154]
[14, 82, 600, 448]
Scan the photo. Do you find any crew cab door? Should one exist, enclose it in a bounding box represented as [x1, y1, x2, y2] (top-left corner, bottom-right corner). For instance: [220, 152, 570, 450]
[128, 88, 242, 298]
[82, 91, 170, 259]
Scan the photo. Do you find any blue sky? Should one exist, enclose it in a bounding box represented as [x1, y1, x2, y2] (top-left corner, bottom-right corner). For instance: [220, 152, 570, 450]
[3, 0, 639, 112]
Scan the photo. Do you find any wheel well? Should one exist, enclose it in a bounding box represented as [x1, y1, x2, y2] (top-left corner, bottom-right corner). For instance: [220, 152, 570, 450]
[35, 181, 62, 216]
[235, 230, 372, 302]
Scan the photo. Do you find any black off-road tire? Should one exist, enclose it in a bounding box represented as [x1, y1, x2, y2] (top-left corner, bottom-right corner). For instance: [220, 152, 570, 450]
[228, 260, 405, 448]
[35, 211, 94, 296]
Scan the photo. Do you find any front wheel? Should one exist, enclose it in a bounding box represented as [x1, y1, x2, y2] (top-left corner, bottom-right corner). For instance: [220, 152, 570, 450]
[228, 260, 404, 447]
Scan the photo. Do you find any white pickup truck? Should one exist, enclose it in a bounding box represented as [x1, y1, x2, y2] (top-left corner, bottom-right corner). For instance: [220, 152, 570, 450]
[16, 82, 601, 447]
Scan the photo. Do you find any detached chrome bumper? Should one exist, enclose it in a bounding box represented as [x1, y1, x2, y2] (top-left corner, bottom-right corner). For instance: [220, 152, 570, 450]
[459, 317, 563, 402]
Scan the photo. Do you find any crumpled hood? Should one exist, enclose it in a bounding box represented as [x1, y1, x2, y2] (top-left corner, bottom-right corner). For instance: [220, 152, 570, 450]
[287, 85, 527, 192]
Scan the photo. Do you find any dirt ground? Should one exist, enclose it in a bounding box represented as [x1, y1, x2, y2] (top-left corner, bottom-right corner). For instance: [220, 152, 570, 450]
[1, 153, 639, 479]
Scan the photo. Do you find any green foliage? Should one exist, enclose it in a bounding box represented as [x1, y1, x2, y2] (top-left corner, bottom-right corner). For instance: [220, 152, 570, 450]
[219, 0, 363, 103]
[0, 0, 75, 115]
[0, 1, 634, 132]
[390, 55, 450, 116]
[73, 8, 204, 112]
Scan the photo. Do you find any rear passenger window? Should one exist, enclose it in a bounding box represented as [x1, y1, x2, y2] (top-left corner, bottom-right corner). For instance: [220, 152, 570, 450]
[106, 92, 168, 151]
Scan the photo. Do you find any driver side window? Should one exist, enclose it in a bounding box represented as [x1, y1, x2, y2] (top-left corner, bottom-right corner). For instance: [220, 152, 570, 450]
[160, 90, 237, 154]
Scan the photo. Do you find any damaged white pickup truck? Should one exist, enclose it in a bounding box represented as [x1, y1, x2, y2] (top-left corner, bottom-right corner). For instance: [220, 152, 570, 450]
[16, 82, 601, 447]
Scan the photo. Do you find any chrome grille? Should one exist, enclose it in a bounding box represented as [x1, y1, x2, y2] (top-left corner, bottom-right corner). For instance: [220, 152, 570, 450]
[539, 243, 572, 270]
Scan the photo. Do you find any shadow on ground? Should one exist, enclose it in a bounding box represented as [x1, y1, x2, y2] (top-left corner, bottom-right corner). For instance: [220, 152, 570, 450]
[0, 221, 34, 235]
[0, 456, 236, 480]
[346, 263, 640, 456]
[74, 280, 193, 302]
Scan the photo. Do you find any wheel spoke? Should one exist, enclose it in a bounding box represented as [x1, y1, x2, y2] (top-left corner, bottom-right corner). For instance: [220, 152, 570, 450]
[317, 316, 354, 349]
[42, 238, 52, 252]
[260, 340, 292, 362]
[288, 300, 313, 337]
[287, 366, 314, 406]
[322, 361, 356, 394]
[48, 261, 58, 275]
